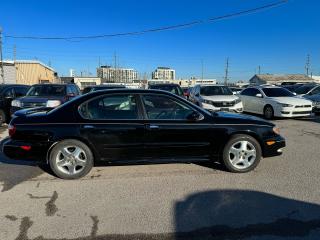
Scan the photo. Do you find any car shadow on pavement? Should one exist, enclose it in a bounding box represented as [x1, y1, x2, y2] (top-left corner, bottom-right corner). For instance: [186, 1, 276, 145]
[293, 115, 320, 123]
[0, 139, 45, 192]
[174, 189, 320, 239]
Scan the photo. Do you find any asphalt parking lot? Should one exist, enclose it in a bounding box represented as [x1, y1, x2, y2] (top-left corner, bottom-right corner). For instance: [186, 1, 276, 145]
[0, 116, 320, 240]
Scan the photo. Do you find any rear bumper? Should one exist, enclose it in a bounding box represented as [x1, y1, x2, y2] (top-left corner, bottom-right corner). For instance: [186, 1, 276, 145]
[262, 135, 286, 158]
[2, 138, 50, 162]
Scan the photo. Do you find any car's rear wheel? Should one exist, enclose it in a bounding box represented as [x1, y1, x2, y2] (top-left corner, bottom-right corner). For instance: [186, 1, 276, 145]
[49, 140, 94, 179]
[0, 110, 7, 125]
[264, 105, 274, 120]
[222, 134, 261, 173]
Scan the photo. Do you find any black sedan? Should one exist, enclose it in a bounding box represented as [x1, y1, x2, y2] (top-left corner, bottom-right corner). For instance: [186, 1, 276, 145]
[3, 89, 285, 179]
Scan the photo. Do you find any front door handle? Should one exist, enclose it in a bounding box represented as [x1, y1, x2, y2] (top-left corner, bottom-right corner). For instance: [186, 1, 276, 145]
[147, 124, 159, 130]
[83, 125, 95, 129]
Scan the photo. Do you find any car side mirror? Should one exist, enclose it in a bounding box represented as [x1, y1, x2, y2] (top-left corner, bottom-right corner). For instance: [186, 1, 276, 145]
[256, 93, 263, 98]
[187, 111, 204, 122]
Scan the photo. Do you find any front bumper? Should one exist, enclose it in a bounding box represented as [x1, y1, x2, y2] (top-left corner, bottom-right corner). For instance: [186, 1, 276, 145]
[202, 102, 243, 113]
[2, 138, 50, 162]
[275, 106, 312, 118]
[262, 135, 286, 158]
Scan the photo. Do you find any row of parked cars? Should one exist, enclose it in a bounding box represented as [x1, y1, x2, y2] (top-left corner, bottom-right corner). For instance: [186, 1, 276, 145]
[1, 82, 318, 126]
[159, 82, 318, 120]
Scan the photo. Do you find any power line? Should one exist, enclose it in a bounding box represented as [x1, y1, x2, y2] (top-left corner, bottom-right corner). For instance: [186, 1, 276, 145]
[4, 0, 288, 41]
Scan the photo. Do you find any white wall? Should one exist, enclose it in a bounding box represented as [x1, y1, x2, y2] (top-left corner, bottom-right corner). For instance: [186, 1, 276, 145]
[0, 64, 16, 84]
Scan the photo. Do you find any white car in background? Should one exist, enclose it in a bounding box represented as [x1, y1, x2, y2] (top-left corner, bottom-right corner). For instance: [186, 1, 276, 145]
[239, 85, 313, 119]
[189, 84, 243, 113]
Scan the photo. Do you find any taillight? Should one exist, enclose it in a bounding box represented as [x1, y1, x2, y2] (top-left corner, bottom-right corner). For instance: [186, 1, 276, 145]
[8, 124, 16, 137]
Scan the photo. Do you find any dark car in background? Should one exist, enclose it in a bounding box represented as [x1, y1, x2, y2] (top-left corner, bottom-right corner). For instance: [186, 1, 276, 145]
[294, 84, 320, 114]
[11, 83, 80, 114]
[0, 84, 30, 124]
[282, 83, 304, 93]
[148, 83, 184, 97]
[4, 89, 285, 179]
[294, 83, 320, 96]
[82, 84, 126, 94]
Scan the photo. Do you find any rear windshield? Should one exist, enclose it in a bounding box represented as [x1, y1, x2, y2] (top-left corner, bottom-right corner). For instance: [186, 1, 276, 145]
[200, 86, 233, 96]
[262, 88, 294, 97]
[27, 85, 66, 96]
[149, 85, 183, 96]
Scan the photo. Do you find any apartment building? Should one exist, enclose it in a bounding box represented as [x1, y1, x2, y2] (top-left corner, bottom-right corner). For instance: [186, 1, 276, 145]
[152, 67, 175, 80]
[97, 65, 138, 83]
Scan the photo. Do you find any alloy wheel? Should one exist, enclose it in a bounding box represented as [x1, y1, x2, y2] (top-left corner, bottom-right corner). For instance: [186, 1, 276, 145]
[55, 145, 87, 175]
[228, 140, 257, 170]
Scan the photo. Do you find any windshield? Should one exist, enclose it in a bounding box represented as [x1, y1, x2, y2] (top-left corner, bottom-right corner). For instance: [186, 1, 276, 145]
[149, 85, 183, 96]
[294, 85, 316, 94]
[27, 85, 66, 96]
[200, 86, 233, 96]
[262, 88, 294, 97]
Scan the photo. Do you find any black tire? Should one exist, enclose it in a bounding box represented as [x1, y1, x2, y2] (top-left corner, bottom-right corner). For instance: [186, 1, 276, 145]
[263, 105, 274, 120]
[222, 134, 262, 173]
[0, 110, 7, 126]
[49, 139, 94, 179]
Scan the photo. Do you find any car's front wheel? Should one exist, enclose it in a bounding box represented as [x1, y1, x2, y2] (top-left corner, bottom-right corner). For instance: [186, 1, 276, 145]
[49, 140, 94, 179]
[264, 105, 274, 119]
[222, 134, 262, 173]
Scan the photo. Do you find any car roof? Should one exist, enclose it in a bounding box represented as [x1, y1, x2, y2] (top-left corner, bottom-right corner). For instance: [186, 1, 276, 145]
[93, 85, 125, 88]
[32, 83, 74, 87]
[250, 85, 282, 89]
[85, 88, 180, 96]
[0, 84, 29, 87]
[149, 83, 180, 87]
[196, 84, 226, 87]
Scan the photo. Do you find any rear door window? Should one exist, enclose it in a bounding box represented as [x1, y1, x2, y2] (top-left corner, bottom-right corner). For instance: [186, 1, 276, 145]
[79, 94, 139, 120]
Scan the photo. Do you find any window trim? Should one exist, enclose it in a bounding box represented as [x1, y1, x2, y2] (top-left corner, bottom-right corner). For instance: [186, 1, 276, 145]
[139, 93, 203, 121]
[77, 93, 143, 121]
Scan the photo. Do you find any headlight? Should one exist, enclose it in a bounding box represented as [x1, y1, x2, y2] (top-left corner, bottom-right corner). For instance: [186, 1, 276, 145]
[234, 98, 242, 104]
[46, 100, 61, 108]
[279, 103, 293, 107]
[313, 101, 320, 106]
[273, 127, 280, 135]
[11, 100, 22, 107]
[203, 99, 213, 105]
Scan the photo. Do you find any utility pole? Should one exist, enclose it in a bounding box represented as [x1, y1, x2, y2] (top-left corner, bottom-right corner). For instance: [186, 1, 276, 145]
[224, 57, 229, 86]
[13, 44, 16, 62]
[114, 52, 117, 82]
[201, 59, 204, 81]
[0, 26, 4, 84]
[258, 65, 261, 75]
[305, 54, 310, 76]
[98, 56, 101, 68]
